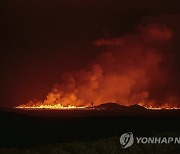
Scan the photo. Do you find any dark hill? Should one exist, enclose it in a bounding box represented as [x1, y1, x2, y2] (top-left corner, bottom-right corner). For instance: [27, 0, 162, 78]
[95, 102, 146, 112]
[95, 102, 128, 110]
[128, 104, 147, 111]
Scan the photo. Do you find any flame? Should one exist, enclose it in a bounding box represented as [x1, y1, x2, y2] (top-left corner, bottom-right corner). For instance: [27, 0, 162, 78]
[143, 106, 180, 110]
[15, 103, 87, 110]
[138, 103, 180, 110]
[15, 102, 180, 110]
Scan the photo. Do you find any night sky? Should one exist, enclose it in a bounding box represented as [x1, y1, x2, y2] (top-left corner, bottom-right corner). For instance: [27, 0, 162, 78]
[1, 0, 180, 107]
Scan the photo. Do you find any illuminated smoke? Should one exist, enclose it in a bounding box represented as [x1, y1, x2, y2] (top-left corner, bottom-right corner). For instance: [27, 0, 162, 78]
[23, 22, 180, 108]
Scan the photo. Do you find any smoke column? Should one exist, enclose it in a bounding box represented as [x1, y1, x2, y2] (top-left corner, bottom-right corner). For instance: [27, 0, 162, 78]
[24, 21, 180, 108]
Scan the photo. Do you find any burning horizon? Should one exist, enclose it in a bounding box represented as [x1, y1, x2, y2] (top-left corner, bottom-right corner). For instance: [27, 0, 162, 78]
[16, 21, 180, 110]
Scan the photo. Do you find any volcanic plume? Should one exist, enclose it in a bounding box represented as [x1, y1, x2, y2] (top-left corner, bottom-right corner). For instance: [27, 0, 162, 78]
[17, 21, 180, 109]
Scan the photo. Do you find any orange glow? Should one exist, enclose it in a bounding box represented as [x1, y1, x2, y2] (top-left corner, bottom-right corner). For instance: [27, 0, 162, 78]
[15, 102, 180, 110]
[138, 103, 180, 110]
[15, 103, 87, 110]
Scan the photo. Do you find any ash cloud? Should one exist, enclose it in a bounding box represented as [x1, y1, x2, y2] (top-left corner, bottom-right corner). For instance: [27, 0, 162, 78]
[28, 15, 180, 108]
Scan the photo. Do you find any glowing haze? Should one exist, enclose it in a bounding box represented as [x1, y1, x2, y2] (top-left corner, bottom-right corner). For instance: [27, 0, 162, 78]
[16, 22, 180, 109]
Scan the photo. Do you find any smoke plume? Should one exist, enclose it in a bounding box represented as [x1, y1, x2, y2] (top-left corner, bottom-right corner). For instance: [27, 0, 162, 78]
[26, 19, 180, 108]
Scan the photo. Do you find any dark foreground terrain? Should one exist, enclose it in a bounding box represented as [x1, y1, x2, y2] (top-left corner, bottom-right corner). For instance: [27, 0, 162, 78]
[0, 103, 180, 153]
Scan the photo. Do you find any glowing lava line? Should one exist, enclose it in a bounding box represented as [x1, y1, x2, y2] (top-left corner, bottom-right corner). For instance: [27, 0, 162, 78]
[15, 103, 87, 110]
[139, 104, 180, 110]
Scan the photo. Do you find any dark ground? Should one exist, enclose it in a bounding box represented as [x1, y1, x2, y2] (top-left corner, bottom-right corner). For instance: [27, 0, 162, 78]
[0, 104, 180, 149]
[0, 104, 180, 153]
